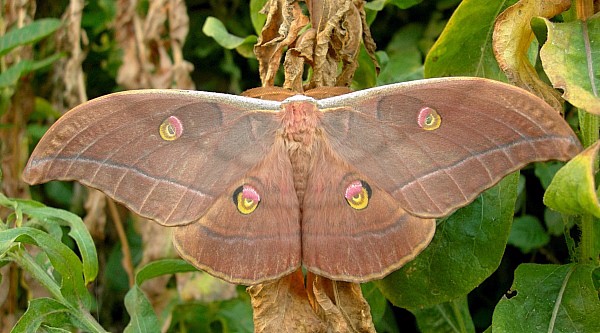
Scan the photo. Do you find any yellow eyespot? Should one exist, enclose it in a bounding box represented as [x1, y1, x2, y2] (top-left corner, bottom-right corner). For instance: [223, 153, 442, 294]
[233, 185, 260, 215]
[417, 107, 441, 131]
[159, 116, 183, 141]
[344, 180, 371, 210]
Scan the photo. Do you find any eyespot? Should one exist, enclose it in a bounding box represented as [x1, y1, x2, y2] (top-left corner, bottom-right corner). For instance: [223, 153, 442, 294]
[417, 107, 441, 130]
[233, 185, 261, 215]
[344, 180, 371, 210]
[159, 116, 183, 141]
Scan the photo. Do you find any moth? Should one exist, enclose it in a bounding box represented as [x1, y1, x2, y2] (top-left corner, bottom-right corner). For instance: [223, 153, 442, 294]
[23, 77, 581, 285]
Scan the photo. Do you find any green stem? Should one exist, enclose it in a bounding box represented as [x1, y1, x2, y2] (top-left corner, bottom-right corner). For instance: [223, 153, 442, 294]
[580, 213, 600, 264]
[579, 109, 600, 149]
[577, 107, 599, 266]
[9, 247, 65, 303]
[9, 247, 108, 333]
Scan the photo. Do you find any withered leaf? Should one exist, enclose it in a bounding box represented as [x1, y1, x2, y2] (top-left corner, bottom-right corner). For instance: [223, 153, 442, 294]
[492, 0, 570, 112]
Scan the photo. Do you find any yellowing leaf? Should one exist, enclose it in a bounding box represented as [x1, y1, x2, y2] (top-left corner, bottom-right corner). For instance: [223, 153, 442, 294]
[492, 0, 569, 112]
[539, 13, 600, 115]
[544, 141, 600, 217]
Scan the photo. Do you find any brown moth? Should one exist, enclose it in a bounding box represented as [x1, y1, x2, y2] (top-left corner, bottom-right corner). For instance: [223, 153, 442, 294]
[23, 77, 581, 285]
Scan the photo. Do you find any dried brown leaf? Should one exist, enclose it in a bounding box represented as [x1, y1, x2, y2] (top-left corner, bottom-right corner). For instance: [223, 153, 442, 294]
[249, 270, 327, 333]
[308, 274, 376, 333]
[493, 0, 570, 112]
[255, 0, 310, 87]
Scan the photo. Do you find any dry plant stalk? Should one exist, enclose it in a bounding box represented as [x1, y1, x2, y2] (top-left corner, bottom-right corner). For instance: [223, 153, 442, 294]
[115, 0, 195, 90]
[0, 2, 37, 332]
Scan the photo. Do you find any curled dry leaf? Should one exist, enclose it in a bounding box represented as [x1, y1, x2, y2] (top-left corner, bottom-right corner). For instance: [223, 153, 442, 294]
[255, 0, 378, 89]
[308, 274, 376, 333]
[492, 0, 570, 112]
[255, 0, 310, 87]
[249, 270, 326, 333]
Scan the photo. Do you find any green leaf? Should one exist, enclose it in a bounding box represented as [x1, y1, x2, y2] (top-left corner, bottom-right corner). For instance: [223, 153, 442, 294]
[250, 0, 268, 35]
[0, 53, 64, 88]
[134, 258, 197, 285]
[535, 161, 566, 190]
[388, 0, 423, 9]
[10, 298, 80, 333]
[202, 17, 257, 58]
[365, 0, 386, 11]
[538, 13, 600, 115]
[123, 286, 160, 333]
[424, 0, 516, 79]
[169, 297, 254, 333]
[22, 205, 99, 285]
[413, 296, 475, 333]
[544, 141, 600, 218]
[124, 259, 198, 333]
[508, 215, 550, 253]
[361, 282, 387, 324]
[376, 24, 424, 85]
[353, 46, 379, 89]
[0, 227, 91, 308]
[376, 173, 519, 310]
[544, 208, 566, 236]
[492, 263, 600, 333]
[0, 18, 61, 56]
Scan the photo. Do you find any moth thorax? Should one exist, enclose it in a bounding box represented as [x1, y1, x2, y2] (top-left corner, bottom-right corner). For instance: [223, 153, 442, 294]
[280, 96, 320, 143]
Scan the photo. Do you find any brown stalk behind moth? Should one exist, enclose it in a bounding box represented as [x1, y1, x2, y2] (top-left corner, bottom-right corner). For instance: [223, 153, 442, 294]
[22, 77, 581, 285]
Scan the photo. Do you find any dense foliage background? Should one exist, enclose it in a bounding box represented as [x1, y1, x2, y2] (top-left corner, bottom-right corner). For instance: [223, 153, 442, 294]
[0, 0, 598, 332]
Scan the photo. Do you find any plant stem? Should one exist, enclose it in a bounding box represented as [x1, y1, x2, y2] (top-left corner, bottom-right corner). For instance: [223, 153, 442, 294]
[580, 213, 600, 264]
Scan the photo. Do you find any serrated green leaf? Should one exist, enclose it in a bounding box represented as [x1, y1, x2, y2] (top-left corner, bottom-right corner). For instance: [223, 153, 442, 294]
[10, 298, 79, 333]
[0, 227, 91, 308]
[0, 53, 64, 88]
[22, 205, 99, 285]
[544, 141, 600, 218]
[376, 173, 519, 310]
[202, 17, 257, 58]
[0, 19, 61, 56]
[413, 296, 475, 333]
[508, 215, 550, 253]
[492, 263, 600, 333]
[539, 13, 600, 115]
[424, 0, 516, 79]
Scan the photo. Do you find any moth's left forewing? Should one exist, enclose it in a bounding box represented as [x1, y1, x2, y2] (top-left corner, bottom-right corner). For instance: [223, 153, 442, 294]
[318, 77, 581, 218]
[23, 90, 283, 226]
